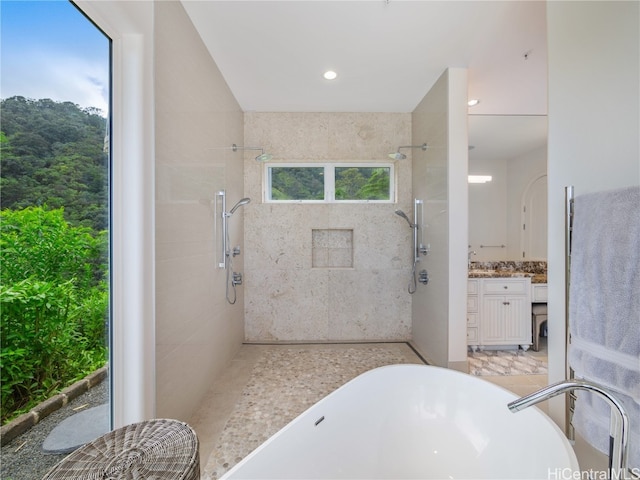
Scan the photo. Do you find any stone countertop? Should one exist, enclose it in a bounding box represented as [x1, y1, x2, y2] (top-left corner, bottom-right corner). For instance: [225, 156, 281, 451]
[468, 260, 547, 283]
[468, 270, 547, 283]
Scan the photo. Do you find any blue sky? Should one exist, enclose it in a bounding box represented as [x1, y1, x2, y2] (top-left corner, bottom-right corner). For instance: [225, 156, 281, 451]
[1, 0, 110, 114]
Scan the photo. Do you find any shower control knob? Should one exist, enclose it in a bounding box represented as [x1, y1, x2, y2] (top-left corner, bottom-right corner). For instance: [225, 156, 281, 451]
[418, 270, 429, 285]
[232, 246, 241, 257]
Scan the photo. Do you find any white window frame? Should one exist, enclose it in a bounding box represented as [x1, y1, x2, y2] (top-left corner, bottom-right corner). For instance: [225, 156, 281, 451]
[265, 162, 395, 203]
[75, 0, 157, 428]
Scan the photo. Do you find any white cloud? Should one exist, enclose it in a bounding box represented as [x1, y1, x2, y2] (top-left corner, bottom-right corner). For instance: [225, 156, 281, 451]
[1, 48, 109, 116]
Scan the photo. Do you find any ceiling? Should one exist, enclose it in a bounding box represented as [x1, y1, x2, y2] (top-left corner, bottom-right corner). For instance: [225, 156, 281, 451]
[182, 0, 549, 159]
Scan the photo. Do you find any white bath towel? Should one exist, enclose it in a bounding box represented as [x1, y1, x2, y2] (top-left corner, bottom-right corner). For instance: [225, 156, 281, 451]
[568, 185, 640, 470]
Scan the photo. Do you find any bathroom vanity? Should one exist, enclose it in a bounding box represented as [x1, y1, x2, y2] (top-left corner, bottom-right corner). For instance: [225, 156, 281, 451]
[467, 277, 533, 351]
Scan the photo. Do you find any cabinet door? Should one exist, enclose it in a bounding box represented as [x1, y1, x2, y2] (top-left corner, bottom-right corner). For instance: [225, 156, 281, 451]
[504, 296, 530, 343]
[481, 296, 507, 343]
[481, 295, 530, 345]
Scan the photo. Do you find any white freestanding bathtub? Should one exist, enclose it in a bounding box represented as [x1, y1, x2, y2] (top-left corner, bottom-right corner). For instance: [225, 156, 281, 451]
[221, 364, 579, 479]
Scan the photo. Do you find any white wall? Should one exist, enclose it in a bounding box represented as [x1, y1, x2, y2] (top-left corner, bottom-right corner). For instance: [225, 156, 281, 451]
[469, 146, 547, 261]
[154, 2, 245, 421]
[468, 156, 509, 260]
[546, 0, 640, 429]
[506, 147, 547, 259]
[411, 68, 469, 370]
[243, 113, 413, 342]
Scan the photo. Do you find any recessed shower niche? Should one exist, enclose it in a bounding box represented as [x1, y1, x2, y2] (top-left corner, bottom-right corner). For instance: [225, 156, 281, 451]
[312, 229, 354, 268]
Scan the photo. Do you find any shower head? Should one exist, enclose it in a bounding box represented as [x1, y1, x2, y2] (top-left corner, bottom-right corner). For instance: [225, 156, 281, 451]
[232, 144, 273, 162]
[388, 143, 428, 160]
[229, 197, 251, 215]
[395, 209, 416, 228]
[255, 151, 273, 162]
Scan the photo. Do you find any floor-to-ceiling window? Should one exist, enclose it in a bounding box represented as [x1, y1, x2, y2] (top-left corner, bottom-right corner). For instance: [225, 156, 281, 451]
[1, 2, 111, 477]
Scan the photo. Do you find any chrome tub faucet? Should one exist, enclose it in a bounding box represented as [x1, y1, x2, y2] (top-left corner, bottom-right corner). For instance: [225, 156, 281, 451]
[508, 379, 630, 480]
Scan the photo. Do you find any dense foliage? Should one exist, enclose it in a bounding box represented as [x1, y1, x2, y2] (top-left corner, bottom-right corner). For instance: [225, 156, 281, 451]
[271, 167, 326, 200]
[335, 167, 390, 200]
[1, 97, 109, 423]
[270, 166, 390, 201]
[1, 96, 108, 231]
[0, 207, 108, 423]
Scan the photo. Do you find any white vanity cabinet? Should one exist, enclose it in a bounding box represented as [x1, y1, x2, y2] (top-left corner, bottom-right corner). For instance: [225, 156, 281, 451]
[467, 277, 532, 351]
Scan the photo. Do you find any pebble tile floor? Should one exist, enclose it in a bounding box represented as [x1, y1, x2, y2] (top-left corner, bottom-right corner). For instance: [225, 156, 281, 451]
[189, 343, 425, 479]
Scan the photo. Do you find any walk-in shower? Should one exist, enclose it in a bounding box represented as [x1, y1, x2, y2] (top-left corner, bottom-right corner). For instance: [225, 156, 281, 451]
[395, 199, 429, 294]
[217, 190, 251, 304]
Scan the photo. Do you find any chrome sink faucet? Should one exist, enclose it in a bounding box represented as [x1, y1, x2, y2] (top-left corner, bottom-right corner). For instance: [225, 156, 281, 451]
[468, 249, 476, 269]
[508, 379, 630, 480]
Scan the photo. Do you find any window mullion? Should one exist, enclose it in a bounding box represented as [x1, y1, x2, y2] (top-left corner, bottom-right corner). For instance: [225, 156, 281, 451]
[324, 164, 335, 202]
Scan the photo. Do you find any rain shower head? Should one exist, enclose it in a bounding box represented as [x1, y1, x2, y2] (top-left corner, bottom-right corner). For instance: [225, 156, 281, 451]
[232, 144, 273, 162]
[395, 209, 416, 228]
[229, 197, 251, 215]
[388, 143, 428, 160]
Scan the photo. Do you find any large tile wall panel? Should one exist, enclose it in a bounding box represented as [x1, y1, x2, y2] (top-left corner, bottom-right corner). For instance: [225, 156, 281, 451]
[155, 1, 245, 421]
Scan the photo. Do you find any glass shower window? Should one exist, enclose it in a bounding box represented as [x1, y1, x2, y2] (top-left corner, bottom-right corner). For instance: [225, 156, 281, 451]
[268, 166, 325, 201]
[266, 163, 394, 203]
[335, 166, 391, 201]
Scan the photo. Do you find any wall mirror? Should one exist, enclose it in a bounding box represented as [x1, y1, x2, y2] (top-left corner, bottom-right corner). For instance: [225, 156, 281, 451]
[468, 115, 548, 261]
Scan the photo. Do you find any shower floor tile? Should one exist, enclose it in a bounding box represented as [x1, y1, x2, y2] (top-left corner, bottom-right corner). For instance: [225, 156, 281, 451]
[188, 342, 424, 479]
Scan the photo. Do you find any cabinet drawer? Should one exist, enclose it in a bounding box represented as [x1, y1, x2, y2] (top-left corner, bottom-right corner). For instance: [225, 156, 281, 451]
[482, 279, 528, 295]
[467, 328, 479, 343]
[467, 312, 478, 326]
[532, 284, 548, 302]
[467, 280, 479, 295]
[467, 296, 478, 312]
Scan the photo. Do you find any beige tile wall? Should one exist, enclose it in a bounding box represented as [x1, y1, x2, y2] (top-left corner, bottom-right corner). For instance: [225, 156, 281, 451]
[154, 1, 245, 421]
[243, 112, 413, 342]
[411, 68, 469, 370]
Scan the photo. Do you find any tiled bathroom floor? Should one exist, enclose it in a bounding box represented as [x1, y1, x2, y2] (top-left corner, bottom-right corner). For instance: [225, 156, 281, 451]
[479, 336, 549, 409]
[188, 343, 424, 478]
[188, 339, 604, 480]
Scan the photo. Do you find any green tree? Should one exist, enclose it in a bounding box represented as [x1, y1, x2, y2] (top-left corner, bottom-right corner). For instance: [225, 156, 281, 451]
[271, 167, 325, 200]
[1, 96, 108, 231]
[0, 207, 108, 422]
[336, 167, 390, 200]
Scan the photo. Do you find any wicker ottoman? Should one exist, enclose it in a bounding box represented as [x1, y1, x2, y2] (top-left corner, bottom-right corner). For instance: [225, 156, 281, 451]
[42, 419, 199, 480]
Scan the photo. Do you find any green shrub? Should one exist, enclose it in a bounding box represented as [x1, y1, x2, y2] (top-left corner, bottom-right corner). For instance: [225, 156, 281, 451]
[0, 207, 108, 423]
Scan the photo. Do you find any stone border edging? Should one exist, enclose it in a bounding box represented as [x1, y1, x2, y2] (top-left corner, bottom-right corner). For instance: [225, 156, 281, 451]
[0, 366, 108, 446]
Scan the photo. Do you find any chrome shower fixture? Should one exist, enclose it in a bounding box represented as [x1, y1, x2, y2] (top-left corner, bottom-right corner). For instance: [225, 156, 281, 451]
[229, 197, 251, 215]
[217, 190, 251, 304]
[388, 143, 427, 160]
[232, 143, 273, 162]
[394, 209, 416, 228]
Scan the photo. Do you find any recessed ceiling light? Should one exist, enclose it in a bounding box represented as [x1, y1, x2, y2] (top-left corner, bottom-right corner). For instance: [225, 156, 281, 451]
[323, 70, 337, 80]
[467, 99, 480, 107]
